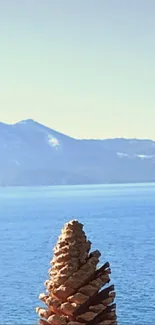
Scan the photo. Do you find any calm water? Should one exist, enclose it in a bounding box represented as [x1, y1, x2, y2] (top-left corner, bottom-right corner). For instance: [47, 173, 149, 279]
[0, 184, 155, 324]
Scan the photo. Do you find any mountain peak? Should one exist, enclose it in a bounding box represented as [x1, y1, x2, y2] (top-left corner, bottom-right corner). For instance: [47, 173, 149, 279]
[17, 119, 36, 125]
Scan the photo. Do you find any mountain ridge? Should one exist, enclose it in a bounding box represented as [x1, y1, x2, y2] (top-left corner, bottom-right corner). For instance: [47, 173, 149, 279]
[1, 119, 155, 186]
[2, 119, 155, 142]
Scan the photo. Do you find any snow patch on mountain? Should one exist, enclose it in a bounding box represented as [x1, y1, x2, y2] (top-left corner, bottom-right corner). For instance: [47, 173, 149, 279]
[117, 152, 129, 158]
[48, 134, 60, 148]
[117, 152, 155, 160]
[135, 154, 155, 159]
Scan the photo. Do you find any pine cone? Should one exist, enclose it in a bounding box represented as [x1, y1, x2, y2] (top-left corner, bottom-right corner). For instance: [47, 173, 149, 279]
[36, 220, 117, 325]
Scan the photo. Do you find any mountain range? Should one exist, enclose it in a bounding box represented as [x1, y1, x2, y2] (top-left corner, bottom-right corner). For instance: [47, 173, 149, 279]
[1, 119, 155, 186]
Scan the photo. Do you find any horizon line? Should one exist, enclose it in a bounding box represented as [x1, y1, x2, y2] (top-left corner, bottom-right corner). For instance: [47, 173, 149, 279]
[1, 118, 155, 142]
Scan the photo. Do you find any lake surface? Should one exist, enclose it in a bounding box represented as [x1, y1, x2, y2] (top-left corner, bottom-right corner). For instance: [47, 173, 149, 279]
[0, 184, 155, 324]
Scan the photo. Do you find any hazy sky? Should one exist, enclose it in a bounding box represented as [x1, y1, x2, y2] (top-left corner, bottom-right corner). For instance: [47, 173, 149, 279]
[0, 0, 155, 139]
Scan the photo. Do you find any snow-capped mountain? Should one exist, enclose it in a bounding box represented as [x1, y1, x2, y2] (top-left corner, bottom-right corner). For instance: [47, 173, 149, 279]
[1, 119, 155, 186]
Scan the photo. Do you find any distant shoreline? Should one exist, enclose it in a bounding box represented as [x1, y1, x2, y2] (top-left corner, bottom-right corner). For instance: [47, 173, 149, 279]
[1, 181, 155, 188]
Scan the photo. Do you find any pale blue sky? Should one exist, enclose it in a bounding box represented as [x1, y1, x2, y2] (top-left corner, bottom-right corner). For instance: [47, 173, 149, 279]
[0, 0, 155, 139]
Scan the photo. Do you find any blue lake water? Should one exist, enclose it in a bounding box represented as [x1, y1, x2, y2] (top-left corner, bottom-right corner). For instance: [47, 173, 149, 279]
[0, 184, 155, 324]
